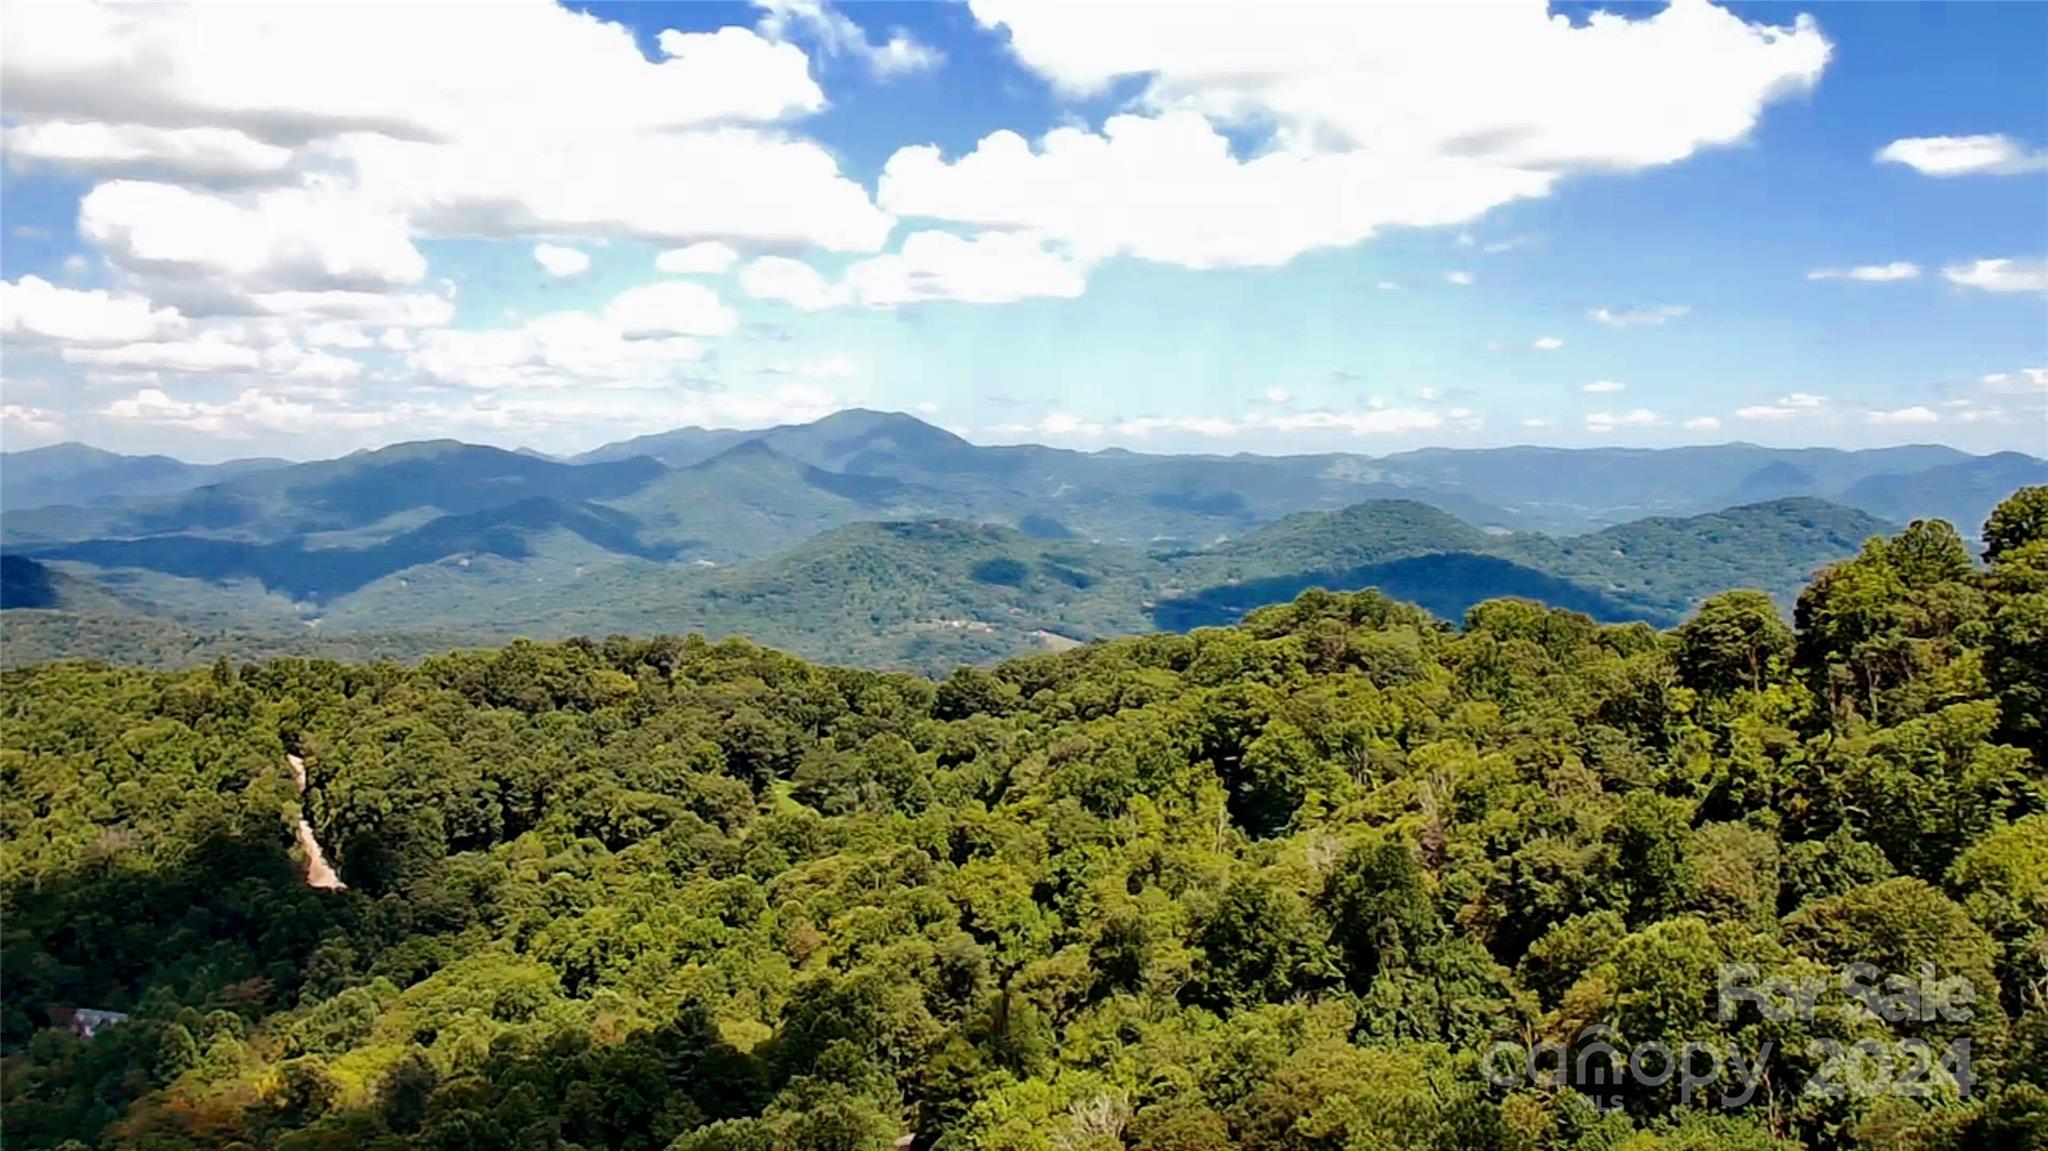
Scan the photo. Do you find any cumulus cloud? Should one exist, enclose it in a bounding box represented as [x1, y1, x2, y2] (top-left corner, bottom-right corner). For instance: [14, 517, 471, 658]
[1533, 336, 1564, 351]
[1113, 415, 1243, 438]
[842, 230, 1088, 306]
[2, 0, 891, 337]
[879, 1, 1826, 273]
[533, 244, 592, 278]
[1444, 271, 1475, 286]
[1584, 408, 1661, 432]
[992, 411, 1106, 440]
[1807, 262, 1920, 282]
[1736, 392, 1828, 421]
[0, 275, 186, 345]
[740, 256, 843, 312]
[756, 0, 942, 79]
[740, 233, 1092, 310]
[1683, 416, 1722, 431]
[1001, 395, 1471, 445]
[3, 122, 294, 183]
[1942, 257, 2048, 294]
[1877, 134, 2048, 177]
[79, 179, 429, 297]
[1867, 405, 1939, 425]
[603, 281, 739, 338]
[1, 403, 66, 439]
[1589, 304, 1689, 327]
[657, 242, 741, 275]
[407, 282, 737, 390]
[1980, 367, 2048, 395]
[100, 386, 384, 436]
[1581, 380, 1626, 394]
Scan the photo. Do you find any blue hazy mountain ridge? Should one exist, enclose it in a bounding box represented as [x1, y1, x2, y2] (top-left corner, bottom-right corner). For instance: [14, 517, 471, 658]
[0, 441, 291, 511]
[0, 411, 2032, 672]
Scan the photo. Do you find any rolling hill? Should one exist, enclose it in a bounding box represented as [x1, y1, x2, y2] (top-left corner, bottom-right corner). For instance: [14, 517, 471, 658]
[2, 412, 2032, 672]
[0, 442, 289, 512]
[5, 495, 1902, 673]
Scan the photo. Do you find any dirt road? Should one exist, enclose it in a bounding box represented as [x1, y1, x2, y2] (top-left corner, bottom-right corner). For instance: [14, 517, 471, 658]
[286, 753, 345, 890]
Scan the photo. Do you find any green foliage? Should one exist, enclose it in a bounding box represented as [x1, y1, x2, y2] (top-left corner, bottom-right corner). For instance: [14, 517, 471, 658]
[2, 492, 2044, 1151]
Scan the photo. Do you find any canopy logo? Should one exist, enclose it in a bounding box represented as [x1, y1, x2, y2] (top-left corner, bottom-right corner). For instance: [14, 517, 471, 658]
[1481, 963, 1979, 1111]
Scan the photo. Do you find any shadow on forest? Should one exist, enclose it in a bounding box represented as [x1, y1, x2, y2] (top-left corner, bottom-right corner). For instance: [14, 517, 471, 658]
[1149, 552, 1673, 632]
[1, 830, 352, 1047]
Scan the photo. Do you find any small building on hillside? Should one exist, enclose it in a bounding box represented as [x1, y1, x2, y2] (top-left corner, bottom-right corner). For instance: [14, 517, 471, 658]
[51, 1006, 130, 1039]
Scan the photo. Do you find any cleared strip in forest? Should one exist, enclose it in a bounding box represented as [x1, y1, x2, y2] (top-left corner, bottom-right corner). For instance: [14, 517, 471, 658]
[286, 753, 345, 890]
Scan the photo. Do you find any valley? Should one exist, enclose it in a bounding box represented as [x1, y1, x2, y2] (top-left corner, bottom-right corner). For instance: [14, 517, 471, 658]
[3, 410, 2018, 672]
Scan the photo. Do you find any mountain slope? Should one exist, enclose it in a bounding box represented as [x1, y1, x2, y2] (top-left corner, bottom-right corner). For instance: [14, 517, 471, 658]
[1836, 452, 2048, 539]
[0, 443, 289, 512]
[29, 497, 670, 603]
[2, 440, 667, 545]
[605, 439, 978, 560]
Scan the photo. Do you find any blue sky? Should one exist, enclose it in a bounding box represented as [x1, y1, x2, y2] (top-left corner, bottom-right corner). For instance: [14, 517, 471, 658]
[0, 0, 2042, 461]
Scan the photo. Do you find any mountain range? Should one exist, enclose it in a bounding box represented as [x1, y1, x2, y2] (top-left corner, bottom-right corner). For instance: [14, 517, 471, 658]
[2, 410, 2038, 671]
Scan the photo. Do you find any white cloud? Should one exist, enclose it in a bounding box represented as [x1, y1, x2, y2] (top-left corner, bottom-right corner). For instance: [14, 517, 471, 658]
[250, 290, 455, 328]
[1008, 399, 1465, 444]
[1, 403, 65, 439]
[1877, 134, 2048, 178]
[1589, 304, 1689, 327]
[883, 2, 1825, 271]
[407, 284, 737, 390]
[100, 386, 382, 436]
[0, 275, 186, 345]
[881, 113, 1556, 270]
[740, 233, 1092, 310]
[65, 332, 264, 374]
[1533, 336, 1564, 351]
[994, 411, 1106, 440]
[533, 243, 592, 278]
[914, 401, 940, 414]
[1262, 387, 1291, 404]
[656, 241, 741, 275]
[1041, 411, 1104, 437]
[4, 2, 891, 335]
[740, 256, 844, 312]
[1980, 367, 2048, 395]
[1682, 416, 1722, 431]
[80, 180, 429, 295]
[756, 0, 943, 79]
[843, 230, 1089, 306]
[1584, 408, 1661, 432]
[302, 322, 373, 349]
[1113, 415, 1242, 438]
[1375, 280, 1402, 291]
[3, 121, 293, 182]
[1581, 380, 1626, 394]
[1520, 416, 1554, 429]
[1444, 270, 1475, 286]
[1249, 406, 1451, 435]
[1807, 261, 1920, 282]
[603, 281, 739, 338]
[1867, 405, 1939, 425]
[1736, 392, 1827, 421]
[1942, 257, 2048, 294]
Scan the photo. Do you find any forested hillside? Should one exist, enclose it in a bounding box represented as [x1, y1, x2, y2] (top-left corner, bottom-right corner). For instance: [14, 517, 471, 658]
[3, 489, 2044, 1151]
[3, 497, 1893, 673]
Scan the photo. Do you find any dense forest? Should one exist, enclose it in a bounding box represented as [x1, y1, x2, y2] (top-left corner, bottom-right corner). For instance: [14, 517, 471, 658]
[3, 488, 2045, 1151]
